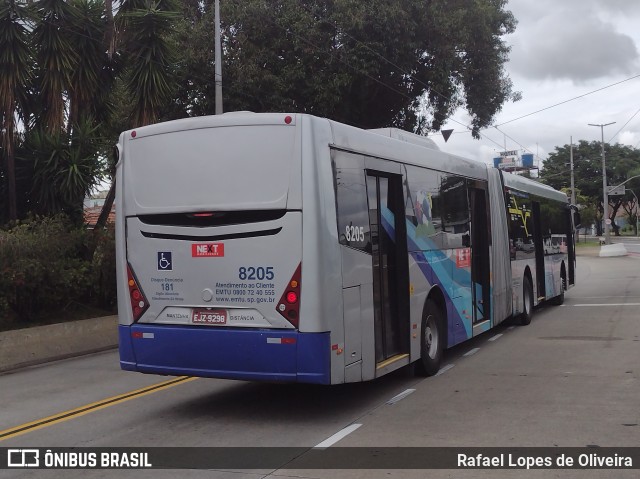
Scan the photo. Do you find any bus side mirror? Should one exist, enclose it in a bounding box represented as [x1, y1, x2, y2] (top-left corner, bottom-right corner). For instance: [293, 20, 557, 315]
[569, 205, 581, 229]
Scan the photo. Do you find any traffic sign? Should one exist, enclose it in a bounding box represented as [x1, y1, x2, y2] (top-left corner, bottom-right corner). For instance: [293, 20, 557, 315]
[605, 218, 612, 225]
[607, 185, 626, 196]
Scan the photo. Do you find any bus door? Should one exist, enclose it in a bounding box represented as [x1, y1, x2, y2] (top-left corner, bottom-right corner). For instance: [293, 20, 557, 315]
[366, 172, 410, 363]
[532, 201, 546, 299]
[469, 185, 491, 326]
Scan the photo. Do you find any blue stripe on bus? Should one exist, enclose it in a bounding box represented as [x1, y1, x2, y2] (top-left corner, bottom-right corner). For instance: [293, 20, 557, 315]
[406, 220, 480, 344]
[378, 211, 477, 345]
[118, 326, 137, 370]
[381, 213, 497, 346]
[119, 325, 331, 384]
[408, 249, 470, 346]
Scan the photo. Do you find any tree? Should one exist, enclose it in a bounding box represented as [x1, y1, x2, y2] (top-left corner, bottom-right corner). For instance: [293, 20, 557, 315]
[32, 0, 77, 133]
[19, 119, 106, 222]
[0, 0, 33, 222]
[541, 141, 640, 235]
[94, 0, 179, 229]
[163, 0, 520, 135]
[4, 0, 520, 225]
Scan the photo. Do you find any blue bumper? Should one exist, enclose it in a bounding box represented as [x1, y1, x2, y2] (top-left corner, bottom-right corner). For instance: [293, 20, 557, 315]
[119, 324, 331, 384]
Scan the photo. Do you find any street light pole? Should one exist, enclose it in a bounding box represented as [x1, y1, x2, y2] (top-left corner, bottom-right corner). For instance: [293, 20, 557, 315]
[588, 122, 615, 245]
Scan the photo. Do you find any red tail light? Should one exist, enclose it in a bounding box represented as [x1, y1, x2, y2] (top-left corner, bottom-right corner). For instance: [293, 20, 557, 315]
[127, 264, 149, 321]
[277, 264, 301, 327]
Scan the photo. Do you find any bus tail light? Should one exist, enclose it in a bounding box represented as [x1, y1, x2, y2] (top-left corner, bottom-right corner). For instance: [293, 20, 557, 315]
[277, 264, 301, 327]
[127, 264, 149, 322]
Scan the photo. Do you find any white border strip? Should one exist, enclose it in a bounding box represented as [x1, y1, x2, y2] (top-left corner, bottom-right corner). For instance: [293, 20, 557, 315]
[574, 303, 640, 307]
[463, 348, 480, 357]
[314, 424, 362, 449]
[386, 389, 416, 405]
[435, 364, 455, 376]
[488, 333, 503, 342]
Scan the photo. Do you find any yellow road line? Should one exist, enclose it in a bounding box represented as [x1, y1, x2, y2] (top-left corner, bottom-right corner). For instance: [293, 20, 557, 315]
[0, 376, 198, 442]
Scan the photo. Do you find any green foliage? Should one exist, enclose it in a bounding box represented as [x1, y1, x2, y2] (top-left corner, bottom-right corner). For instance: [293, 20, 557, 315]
[0, 215, 91, 321]
[90, 224, 117, 309]
[4, 0, 518, 223]
[118, 0, 179, 126]
[541, 141, 640, 235]
[0, 215, 117, 323]
[164, 0, 519, 135]
[32, 0, 79, 132]
[66, 0, 116, 129]
[579, 204, 596, 231]
[17, 120, 107, 223]
[0, 0, 34, 222]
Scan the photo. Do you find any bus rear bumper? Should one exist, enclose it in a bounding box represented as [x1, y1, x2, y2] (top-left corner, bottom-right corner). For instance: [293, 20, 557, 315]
[118, 324, 330, 384]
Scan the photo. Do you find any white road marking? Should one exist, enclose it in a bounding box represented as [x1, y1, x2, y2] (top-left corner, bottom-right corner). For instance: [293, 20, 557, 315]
[507, 326, 515, 330]
[488, 333, 503, 342]
[463, 348, 480, 357]
[314, 424, 362, 449]
[573, 296, 640, 299]
[386, 389, 416, 405]
[435, 364, 455, 376]
[573, 303, 640, 307]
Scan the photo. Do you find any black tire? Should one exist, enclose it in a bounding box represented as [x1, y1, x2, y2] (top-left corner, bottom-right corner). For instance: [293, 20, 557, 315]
[518, 276, 533, 326]
[416, 299, 444, 376]
[551, 268, 566, 306]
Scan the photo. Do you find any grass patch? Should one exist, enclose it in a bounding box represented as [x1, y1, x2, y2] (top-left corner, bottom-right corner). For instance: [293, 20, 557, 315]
[575, 237, 600, 248]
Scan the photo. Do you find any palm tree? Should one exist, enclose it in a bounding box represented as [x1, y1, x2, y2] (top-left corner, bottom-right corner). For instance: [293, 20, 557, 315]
[67, 0, 114, 130]
[95, 0, 178, 229]
[32, 0, 77, 133]
[17, 0, 113, 224]
[0, 0, 33, 222]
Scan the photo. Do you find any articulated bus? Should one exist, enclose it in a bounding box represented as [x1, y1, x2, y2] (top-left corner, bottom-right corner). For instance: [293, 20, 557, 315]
[116, 113, 576, 384]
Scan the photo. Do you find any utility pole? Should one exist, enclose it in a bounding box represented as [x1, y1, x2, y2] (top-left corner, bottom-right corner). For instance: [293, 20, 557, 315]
[214, 0, 223, 114]
[569, 136, 575, 206]
[588, 122, 615, 245]
[570, 136, 576, 240]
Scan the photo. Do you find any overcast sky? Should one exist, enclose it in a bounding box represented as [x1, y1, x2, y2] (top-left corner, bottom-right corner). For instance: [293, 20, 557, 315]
[429, 0, 640, 170]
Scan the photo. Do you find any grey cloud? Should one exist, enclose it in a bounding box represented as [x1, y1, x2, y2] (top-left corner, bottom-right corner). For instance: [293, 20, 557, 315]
[509, 12, 638, 81]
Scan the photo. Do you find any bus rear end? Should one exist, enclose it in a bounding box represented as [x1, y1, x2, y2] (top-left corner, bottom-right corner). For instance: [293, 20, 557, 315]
[115, 114, 330, 383]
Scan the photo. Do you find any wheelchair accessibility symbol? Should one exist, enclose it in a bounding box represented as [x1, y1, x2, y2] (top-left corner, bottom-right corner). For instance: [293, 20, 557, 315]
[157, 252, 172, 271]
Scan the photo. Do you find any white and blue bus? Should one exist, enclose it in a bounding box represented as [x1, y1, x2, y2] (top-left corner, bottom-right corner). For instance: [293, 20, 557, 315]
[116, 113, 576, 384]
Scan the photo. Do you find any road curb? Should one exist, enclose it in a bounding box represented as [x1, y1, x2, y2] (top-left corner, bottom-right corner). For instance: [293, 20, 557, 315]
[0, 315, 118, 373]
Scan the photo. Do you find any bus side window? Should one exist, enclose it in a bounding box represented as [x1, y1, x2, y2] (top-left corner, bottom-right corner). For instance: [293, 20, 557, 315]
[404, 166, 469, 250]
[333, 152, 371, 254]
[405, 165, 443, 250]
[438, 173, 469, 248]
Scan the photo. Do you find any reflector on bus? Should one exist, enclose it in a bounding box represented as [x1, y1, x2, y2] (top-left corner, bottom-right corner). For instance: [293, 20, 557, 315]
[127, 264, 149, 321]
[277, 264, 301, 327]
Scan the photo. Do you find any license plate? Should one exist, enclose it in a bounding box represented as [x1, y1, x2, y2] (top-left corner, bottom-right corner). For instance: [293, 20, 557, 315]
[192, 309, 227, 325]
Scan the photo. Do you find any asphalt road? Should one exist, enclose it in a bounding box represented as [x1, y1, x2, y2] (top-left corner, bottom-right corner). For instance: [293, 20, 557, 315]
[1, 254, 638, 478]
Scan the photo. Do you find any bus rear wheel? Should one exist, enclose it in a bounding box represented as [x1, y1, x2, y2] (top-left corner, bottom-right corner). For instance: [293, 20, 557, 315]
[551, 268, 566, 306]
[518, 276, 533, 326]
[417, 299, 444, 376]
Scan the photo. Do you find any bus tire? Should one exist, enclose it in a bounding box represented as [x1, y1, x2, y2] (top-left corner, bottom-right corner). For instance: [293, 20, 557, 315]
[551, 267, 566, 306]
[518, 276, 533, 325]
[416, 299, 444, 376]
